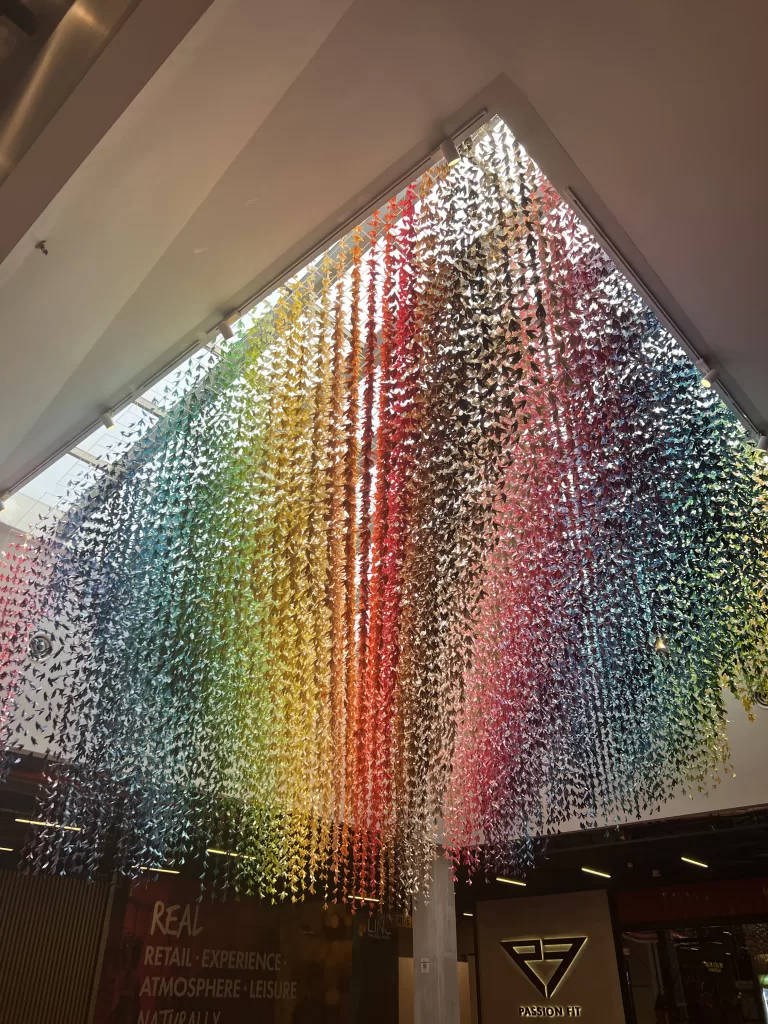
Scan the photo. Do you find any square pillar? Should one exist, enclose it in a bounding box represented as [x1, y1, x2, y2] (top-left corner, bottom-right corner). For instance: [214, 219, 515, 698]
[412, 850, 460, 1024]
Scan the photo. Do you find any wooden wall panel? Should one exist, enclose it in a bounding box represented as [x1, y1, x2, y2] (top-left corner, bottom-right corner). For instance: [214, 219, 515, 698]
[0, 869, 110, 1024]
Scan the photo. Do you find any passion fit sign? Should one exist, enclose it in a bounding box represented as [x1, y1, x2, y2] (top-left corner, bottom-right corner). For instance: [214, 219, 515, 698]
[476, 891, 626, 1022]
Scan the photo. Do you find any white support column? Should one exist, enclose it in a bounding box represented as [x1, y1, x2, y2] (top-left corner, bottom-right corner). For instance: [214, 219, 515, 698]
[412, 849, 460, 1024]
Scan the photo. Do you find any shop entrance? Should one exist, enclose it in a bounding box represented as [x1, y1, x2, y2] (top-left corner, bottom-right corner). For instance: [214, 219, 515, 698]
[623, 923, 768, 1024]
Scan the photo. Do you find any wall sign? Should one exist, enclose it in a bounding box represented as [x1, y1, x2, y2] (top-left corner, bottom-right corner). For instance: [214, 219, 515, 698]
[476, 892, 626, 1022]
[501, 936, 587, 999]
[92, 875, 400, 1024]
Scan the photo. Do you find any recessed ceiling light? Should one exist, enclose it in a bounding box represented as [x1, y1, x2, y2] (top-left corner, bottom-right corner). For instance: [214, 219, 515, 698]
[581, 867, 611, 879]
[463, 912, 474, 917]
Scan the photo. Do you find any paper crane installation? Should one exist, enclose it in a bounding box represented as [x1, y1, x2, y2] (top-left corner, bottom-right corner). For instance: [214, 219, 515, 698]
[2, 119, 767, 906]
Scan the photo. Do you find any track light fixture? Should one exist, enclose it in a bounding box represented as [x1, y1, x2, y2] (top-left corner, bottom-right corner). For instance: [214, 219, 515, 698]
[219, 321, 235, 341]
[694, 359, 719, 389]
[440, 137, 461, 167]
[101, 413, 116, 430]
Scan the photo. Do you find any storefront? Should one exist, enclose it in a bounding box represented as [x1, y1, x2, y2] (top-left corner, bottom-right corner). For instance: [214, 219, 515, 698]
[470, 879, 768, 1024]
[4, 854, 768, 1023]
[0, 868, 410, 1024]
[617, 879, 768, 1024]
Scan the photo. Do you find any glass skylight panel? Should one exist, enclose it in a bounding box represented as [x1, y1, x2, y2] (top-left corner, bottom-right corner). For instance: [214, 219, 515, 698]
[140, 346, 221, 411]
[17, 453, 95, 506]
[3, 454, 101, 536]
[77, 403, 154, 463]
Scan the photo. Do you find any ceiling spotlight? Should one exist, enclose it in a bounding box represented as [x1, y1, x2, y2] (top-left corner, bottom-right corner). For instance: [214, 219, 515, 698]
[496, 876, 526, 887]
[219, 321, 235, 341]
[681, 855, 708, 869]
[581, 866, 611, 879]
[101, 413, 116, 430]
[440, 137, 461, 167]
[701, 368, 719, 389]
[757, 435, 768, 453]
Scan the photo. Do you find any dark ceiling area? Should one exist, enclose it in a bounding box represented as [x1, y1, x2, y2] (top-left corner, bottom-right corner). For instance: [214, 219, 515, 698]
[455, 810, 768, 919]
[3, 753, 768, 912]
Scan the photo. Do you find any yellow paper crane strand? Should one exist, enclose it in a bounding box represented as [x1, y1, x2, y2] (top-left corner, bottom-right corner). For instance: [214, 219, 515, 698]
[341, 226, 364, 900]
[268, 285, 305, 892]
[286, 281, 319, 894]
[327, 245, 348, 888]
[307, 257, 334, 895]
[355, 214, 380, 896]
[367, 197, 399, 901]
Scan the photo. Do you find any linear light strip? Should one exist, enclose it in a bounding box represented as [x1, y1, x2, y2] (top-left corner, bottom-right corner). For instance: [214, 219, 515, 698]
[681, 856, 708, 868]
[581, 867, 611, 879]
[206, 847, 255, 860]
[133, 865, 180, 875]
[15, 817, 80, 832]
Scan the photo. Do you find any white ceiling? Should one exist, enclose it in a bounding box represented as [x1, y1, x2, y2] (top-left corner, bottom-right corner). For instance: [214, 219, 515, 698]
[1, 0, 767, 493]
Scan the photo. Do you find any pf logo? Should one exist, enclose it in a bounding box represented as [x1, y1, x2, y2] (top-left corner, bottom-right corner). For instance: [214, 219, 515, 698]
[501, 937, 587, 998]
